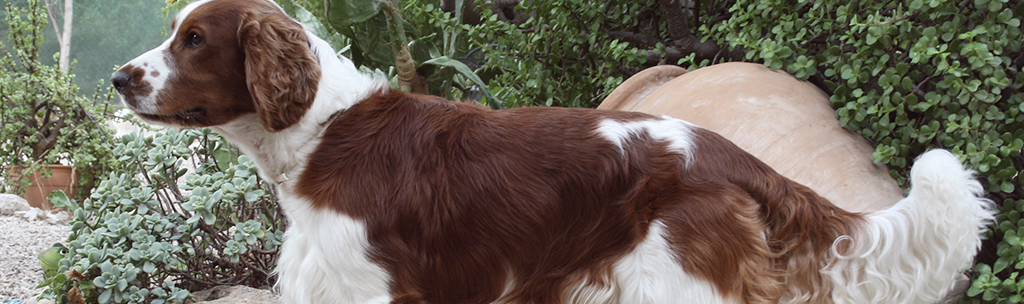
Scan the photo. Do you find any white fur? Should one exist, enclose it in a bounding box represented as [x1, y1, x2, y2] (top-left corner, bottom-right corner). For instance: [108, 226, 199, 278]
[595, 116, 697, 164]
[175, 0, 214, 25]
[273, 192, 392, 304]
[612, 221, 734, 304]
[562, 275, 618, 304]
[823, 150, 994, 304]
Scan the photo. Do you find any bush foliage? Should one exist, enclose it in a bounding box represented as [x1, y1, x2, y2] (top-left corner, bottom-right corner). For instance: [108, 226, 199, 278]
[0, 0, 118, 200]
[694, 1, 1022, 302]
[42, 128, 283, 304]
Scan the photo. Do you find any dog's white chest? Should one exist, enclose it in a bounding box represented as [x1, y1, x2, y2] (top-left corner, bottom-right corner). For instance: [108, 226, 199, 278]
[274, 188, 393, 304]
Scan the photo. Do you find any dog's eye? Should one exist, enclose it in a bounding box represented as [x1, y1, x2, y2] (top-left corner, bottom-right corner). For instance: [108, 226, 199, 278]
[185, 32, 204, 48]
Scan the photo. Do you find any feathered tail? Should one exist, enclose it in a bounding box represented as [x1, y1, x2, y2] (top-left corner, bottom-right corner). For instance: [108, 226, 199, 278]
[824, 149, 995, 303]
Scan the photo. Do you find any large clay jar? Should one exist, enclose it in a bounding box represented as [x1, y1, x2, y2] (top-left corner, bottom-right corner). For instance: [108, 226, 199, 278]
[599, 63, 903, 212]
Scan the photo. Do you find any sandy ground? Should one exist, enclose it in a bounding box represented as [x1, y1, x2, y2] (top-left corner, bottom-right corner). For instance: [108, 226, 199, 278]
[0, 215, 70, 302]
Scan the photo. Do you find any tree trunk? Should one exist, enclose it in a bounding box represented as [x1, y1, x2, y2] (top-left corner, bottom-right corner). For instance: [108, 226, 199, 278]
[654, 0, 738, 64]
[44, 0, 73, 72]
[657, 0, 688, 41]
[59, 0, 72, 72]
[383, 0, 426, 93]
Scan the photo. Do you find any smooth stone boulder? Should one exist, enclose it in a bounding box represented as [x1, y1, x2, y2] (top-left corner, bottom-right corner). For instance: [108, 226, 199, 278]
[0, 194, 31, 215]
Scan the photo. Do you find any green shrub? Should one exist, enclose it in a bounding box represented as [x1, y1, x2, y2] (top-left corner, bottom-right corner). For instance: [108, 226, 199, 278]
[689, 0, 1023, 302]
[0, 0, 118, 200]
[306, 0, 657, 108]
[42, 128, 283, 304]
[462, 0, 649, 108]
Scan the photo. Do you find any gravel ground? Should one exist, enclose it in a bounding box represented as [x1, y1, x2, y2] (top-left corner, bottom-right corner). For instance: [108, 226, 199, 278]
[0, 215, 70, 302]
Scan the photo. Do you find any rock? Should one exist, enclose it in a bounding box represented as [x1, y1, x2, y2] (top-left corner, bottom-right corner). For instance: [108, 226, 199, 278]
[10, 207, 68, 224]
[44, 210, 71, 225]
[190, 285, 278, 304]
[16, 291, 55, 304]
[0, 194, 31, 215]
[21, 297, 55, 304]
[15, 207, 47, 221]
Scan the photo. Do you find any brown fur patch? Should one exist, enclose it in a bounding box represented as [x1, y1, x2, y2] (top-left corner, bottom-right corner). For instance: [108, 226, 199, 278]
[238, 4, 320, 132]
[113, 0, 318, 130]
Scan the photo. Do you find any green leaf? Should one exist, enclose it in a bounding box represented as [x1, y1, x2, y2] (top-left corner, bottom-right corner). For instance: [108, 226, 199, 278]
[984, 289, 997, 300]
[48, 190, 73, 209]
[967, 283, 984, 296]
[989, 1, 1002, 12]
[244, 191, 263, 203]
[204, 212, 217, 226]
[923, 26, 936, 38]
[997, 257, 1011, 273]
[213, 149, 232, 172]
[1001, 181, 1015, 193]
[421, 56, 504, 108]
[326, 0, 385, 27]
[99, 288, 113, 304]
[909, 0, 923, 10]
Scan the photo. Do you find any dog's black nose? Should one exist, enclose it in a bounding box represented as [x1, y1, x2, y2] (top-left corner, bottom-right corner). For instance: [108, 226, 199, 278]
[111, 70, 131, 92]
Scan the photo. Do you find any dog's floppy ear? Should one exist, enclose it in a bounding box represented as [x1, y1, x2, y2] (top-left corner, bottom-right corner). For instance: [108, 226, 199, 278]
[238, 11, 320, 132]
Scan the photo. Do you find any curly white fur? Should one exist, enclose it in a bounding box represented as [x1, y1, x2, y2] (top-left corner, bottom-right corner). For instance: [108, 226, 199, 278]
[824, 149, 995, 304]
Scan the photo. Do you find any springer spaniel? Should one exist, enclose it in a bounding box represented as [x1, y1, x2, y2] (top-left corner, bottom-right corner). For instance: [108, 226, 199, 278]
[111, 0, 994, 303]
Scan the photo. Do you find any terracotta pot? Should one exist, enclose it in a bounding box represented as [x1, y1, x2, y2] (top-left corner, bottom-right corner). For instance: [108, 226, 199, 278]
[7, 164, 80, 210]
[599, 63, 903, 212]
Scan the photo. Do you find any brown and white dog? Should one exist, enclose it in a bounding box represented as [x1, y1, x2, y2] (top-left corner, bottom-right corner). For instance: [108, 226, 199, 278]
[111, 0, 994, 303]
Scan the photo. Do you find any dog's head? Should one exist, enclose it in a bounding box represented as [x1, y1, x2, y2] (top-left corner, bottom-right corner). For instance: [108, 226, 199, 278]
[111, 0, 319, 132]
